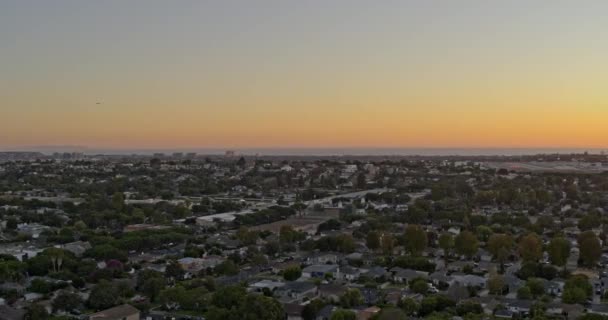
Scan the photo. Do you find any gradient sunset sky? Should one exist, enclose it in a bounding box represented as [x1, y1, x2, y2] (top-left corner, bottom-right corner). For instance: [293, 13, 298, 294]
[2, 1, 608, 150]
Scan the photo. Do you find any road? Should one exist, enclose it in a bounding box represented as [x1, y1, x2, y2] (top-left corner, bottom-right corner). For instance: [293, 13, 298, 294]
[196, 188, 392, 222]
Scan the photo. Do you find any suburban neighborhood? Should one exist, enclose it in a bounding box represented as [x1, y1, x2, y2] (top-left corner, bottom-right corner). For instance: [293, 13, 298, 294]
[1, 152, 608, 320]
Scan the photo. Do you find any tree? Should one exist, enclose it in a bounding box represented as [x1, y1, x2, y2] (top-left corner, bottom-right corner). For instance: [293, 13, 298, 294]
[548, 236, 570, 267]
[159, 286, 188, 310]
[335, 234, 356, 253]
[215, 259, 239, 276]
[211, 285, 247, 309]
[280, 225, 303, 244]
[476, 225, 493, 242]
[562, 275, 592, 304]
[111, 192, 125, 211]
[26, 304, 49, 320]
[357, 173, 366, 189]
[6, 217, 18, 230]
[165, 260, 185, 281]
[487, 234, 513, 267]
[28, 279, 52, 294]
[44, 248, 66, 273]
[302, 299, 326, 320]
[488, 273, 505, 295]
[240, 294, 284, 320]
[236, 157, 246, 168]
[139, 272, 166, 302]
[0, 259, 25, 282]
[330, 309, 357, 320]
[517, 286, 532, 299]
[376, 308, 407, 320]
[52, 292, 83, 313]
[283, 266, 302, 281]
[455, 231, 478, 258]
[579, 231, 601, 267]
[366, 231, 380, 251]
[404, 224, 427, 256]
[88, 280, 119, 310]
[526, 278, 545, 297]
[381, 233, 396, 255]
[399, 297, 420, 316]
[236, 227, 259, 246]
[579, 213, 601, 231]
[518, 233, 543, 263]
[340, 289, 363, 308]
[410, 278, 429, 294]
[438, 233, 454, 258]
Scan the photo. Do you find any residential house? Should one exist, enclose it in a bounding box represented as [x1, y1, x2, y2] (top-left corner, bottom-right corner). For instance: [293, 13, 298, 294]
[506, 300, 533, 317]
[451, 274, 486, 288]
[357, 306, 381, 320]
[363, 267, 389, 280]
[319, 284, 348, 302]
[284, 303, 304, 320]
[89, 304, 140, 320]
[60, 241, 92, 257]
[390, 268, 428, 284]
[339, 266, 362, 282]
[306, 253, 339, 265]
[276, 282, 318, 303]
[249, 280, 285, 294]
[302, 265, 339, 279]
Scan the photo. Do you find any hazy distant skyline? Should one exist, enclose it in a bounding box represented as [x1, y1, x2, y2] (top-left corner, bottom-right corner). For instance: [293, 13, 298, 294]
[2, 1, 608, 149]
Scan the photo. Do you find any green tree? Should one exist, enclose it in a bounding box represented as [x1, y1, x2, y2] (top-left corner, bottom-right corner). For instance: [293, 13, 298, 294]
[518, 233, 543, 263]
[138, 271, 166, 302]
[335, 234, 356, 253]
[562, 275, 592, 304]
[527, 278, 545, 297]
[455, 231, 478, 258]
[88, 280, 119, 310]
[487, 234, 513, 267]
[376, 308, 407, 320]
[159, 286, 188, 310]
[111, 192, 125, 211]
[211, 285, 247, 309]
[410, 278, 429, 294]
[302, 299, 326, 320]
[517, 286, 532, 299]
[381, 233, 396, 255]
[240, 294, 284, 320]
[579, 213, 601, 231]
[26, 304, 49, 320]
[438, 233, 454, 259]
[0, 259, 26, 282]
[330, 309, 357, 320]
[578, 231, 601, 267]
[215, 259, 239, 276]
[548, 236, 570, 267]
[44, 248, 66, 273]
[165, 260, 185, 281]
[236, 227, 258, 246]
[52, 292, 83, 313]
[488, 273, 505, 295]
[366, 231, 380, 251]
[399, 297, 420, 316]
[404, 224, 428, 256]
[476, 225, 493, 242]
[28, 279, 52, 294]
[340, 289, 364, 308]
[283, 266, 302, 281]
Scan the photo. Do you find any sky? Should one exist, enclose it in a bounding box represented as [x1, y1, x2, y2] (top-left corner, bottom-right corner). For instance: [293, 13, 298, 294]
[1, 1, 608, 150]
